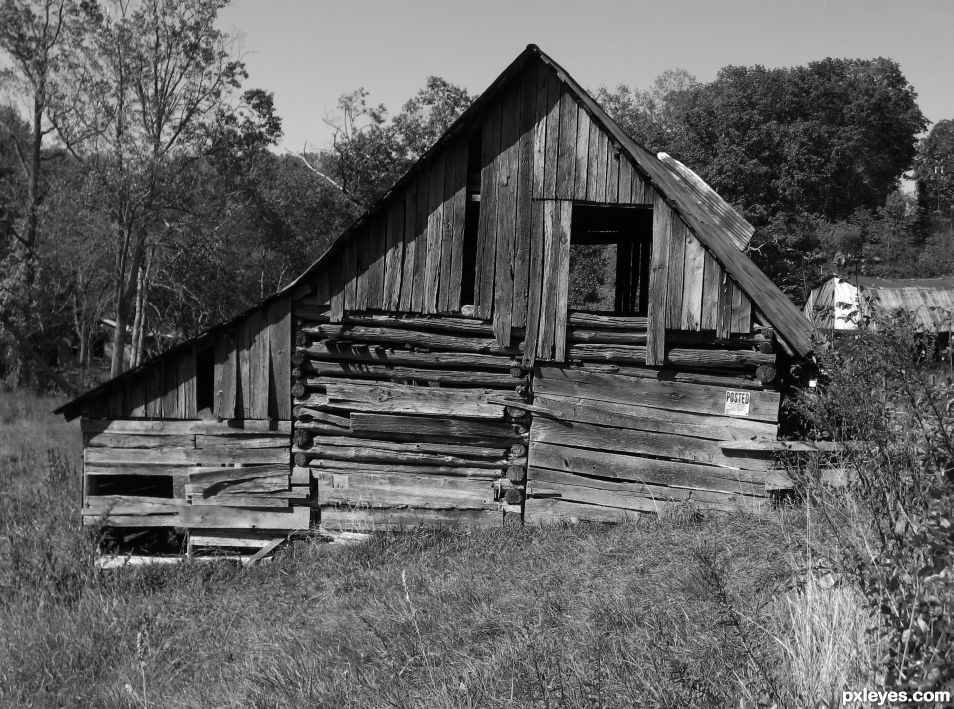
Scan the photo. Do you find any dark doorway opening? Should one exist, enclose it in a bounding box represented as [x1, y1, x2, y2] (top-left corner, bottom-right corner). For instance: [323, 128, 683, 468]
[568, 204, 652, 315]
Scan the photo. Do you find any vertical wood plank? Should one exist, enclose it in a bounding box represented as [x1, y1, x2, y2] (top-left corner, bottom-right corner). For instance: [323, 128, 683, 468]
[249, 308, 269, 418]
[129, 375, 146, 417]
[354, 225, 371, 311]
[213, 327, 237, 420]
[536, 200, 566, 360]
[542, 69, 561, 199]
[607, 146, 620, 203]
[731, 285, 753, 333]
[399, 183, 418, 312]
[555, 89, 577, 200]
[439, 138, 466, 312]
[512, 64, 537, 328]
[552, 200, 572, 362]
[145, 363, 163, 418]
[585, 119, 600, 201]
[574, 107, 590, 201]
[178, 346, 196, 419]
[162, 358, 178, 419]
[329, 260, 345, 322]
[411, 170, 430, 312]
[666, 217, 688, 328]
[595, 130, 608, 202]
[268, 297, 291, 419]
[646, 192, 672, 366]
[475, 102, 501, 319]
[383, 200, 405, 311]
[493, 85, 521, 345]
[701, 251, 722, 330]
[523, 199, 546, 366]
[343, 238, 358, 312]
[532, 63, 549, 200]
[366, 218, 386, 310]
[238, 316, 252, 418]
[423, 152, 445, 313]
[717, 274, 734, 339]
[632, 167, 648, 204]
[680, 232, 706, 330]
[618, 157, 633, 205]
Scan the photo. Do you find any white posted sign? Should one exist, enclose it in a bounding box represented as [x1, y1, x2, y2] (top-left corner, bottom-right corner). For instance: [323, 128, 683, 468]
[724, 390, 751, 417]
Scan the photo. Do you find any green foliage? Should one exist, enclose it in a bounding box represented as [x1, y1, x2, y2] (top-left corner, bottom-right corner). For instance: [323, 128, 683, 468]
[790, 312, 954, 692]
[598, 58, 931, 298]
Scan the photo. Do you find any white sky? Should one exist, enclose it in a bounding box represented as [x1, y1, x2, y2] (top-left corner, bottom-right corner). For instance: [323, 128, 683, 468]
[219, 0, 954, 154]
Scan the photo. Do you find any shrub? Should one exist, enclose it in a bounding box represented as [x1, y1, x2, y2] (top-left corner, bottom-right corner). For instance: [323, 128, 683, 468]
[789, 310, 954, 694]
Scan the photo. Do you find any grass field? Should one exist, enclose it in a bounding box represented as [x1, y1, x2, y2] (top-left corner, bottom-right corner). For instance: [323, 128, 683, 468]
[0, 391, 877, 708]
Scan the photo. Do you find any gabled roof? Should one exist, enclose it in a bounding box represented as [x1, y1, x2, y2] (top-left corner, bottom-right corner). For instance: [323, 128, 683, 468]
[58, 44, 814, 416]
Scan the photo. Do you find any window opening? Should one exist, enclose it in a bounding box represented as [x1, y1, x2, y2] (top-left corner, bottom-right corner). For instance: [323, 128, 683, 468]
[568, 204, 652, 315]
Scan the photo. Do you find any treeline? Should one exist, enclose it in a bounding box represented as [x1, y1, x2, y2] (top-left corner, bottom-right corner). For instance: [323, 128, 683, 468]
[1, 0, 952, 391]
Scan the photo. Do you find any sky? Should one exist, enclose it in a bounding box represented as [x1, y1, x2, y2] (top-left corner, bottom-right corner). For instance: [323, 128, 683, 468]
[218, 0, 954, 155]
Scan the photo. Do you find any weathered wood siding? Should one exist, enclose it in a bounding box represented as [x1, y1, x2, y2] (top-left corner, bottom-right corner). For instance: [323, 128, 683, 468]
[292, 293, 528, 531]
[311, 62, 755, 365]
[81, 418, 307, 533]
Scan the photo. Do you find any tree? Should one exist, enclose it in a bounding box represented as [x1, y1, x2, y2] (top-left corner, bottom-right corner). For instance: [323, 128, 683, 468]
[52, 0, 249, 375]
[595, 68, 698, 154]
[914, 119, 954, 218]
[0, 0, 77, 383]
[312, 77, 474, 209]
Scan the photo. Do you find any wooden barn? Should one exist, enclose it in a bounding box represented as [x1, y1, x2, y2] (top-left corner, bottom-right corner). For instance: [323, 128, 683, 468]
[56, 45, 815, 551]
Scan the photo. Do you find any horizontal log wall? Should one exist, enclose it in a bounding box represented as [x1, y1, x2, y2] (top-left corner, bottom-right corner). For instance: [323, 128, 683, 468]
[293, 296, 528, 532]
[523, 311, 781, 524]
[81, 418, 306, 537]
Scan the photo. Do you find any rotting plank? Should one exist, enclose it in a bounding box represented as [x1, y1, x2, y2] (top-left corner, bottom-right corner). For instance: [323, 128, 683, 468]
[81, 419, 291, 435]
[412, 168, 430, 313]
[354, 223, 371, 310]
[492, 84, 521, 345]
[574, 107, 590, 200]
[399, 182, 418, 312]
[343, 237, 358, 312]
[618, 157, 633, 205]
[319, 506, 500, 532]
[585, 118, 601, 201]
[647, 192, 672, 365]
[350, 413, 519, 442]
[542, 68, 562, 199]
[527, 447, 767, 496]
[475, 101, 501, 318]
[512, 65, 536, 328]
[315, 471, 495, 510]
[666, 217, 687, 328]
[85, 446, 290, 466]
[526, 473, 765, 515]
[701, 251, 722, 330]
[529, 417, 774, 472]
[439, 138, 467, 312]
[555, 88, 578, 199]
[552, 201, 572, 362]
[681, 231, 706, 331]
[179, 506, 309, 530]
[213, 327, 237, 420]
[423, 151, 445, 313]
[523, 199, 546, 367]
[383, 199, 405, 311]
[606, 144, 620, 203]
[532, 393, 776, 441]
[322, 381, 505, 419]
[533, 366, 781, 422]
[249, 308, 270, 418]
[536, 200, 559, 358]
[532, 61, 550, 200]
[595, 129, 608, 202]
[269, 298, 292, 419]
[367, 217, 386, 310]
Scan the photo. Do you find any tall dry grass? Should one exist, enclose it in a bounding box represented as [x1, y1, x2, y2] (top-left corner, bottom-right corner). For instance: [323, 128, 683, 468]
[0, 387, 912, 708]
